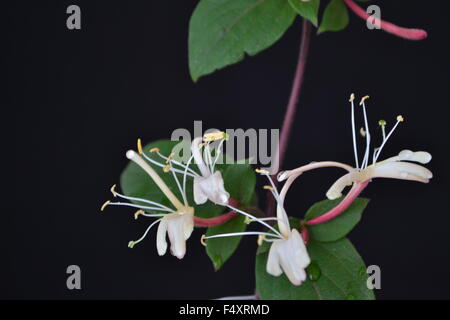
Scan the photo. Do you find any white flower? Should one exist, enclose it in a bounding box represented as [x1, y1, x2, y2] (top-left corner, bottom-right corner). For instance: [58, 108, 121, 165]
[101, 148, 195, 259]
[202, 169, 310, 286]
[325, 95, 432, 200]
[138, 133, 230, 206]
[278, 95, 432, 203]
[191, 136, 230, 206]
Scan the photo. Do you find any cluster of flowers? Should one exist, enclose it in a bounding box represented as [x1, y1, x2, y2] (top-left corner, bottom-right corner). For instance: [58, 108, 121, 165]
[102, 94, 432, 286]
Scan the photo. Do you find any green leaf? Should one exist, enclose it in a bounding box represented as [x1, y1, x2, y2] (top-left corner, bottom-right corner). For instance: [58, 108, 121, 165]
[318, 0, 349, 33]
[188, 0, 296, 81]
[205, 214, 246, 270]
[223, 162, 256, 206]
[305, 197, 369, 242]
[256, 238, 375, 300]
[288, 0, 320, 27]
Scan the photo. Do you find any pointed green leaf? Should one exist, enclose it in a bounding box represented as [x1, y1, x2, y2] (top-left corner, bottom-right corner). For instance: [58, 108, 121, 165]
[318, 0, 349, 33]
[189, 0, 296, 81]
[288, 0, 320, 27]
[256, 238, 375, 300]
[305, 197, 369, 242]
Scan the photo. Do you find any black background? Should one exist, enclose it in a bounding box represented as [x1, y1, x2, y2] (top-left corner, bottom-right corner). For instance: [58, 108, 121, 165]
[5, 0, 450, 299]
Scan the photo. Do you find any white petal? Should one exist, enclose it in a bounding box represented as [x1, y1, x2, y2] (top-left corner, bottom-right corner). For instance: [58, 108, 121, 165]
[193, 171, 229, 206]
[272, 229, 310, 286]
[369, 161, 433, 183]
[266, 242, 282, 277]
[182, 212, 194, 240]
[167, 215, 188, 259]
[156, 218, 168, 256]
[191, 137, 210, 177]
[383, 150, 432, 164]
[193, 177, 208, 205]
[326, 173, 354, 200]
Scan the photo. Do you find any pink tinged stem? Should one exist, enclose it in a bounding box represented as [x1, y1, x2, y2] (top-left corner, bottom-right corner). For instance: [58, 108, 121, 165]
[344, 0, 427, 41]
[194, 211, 238, 227]
[306, 180, 370, 226]
[301, 227, 309, 245]
[193, 198, 240, 227]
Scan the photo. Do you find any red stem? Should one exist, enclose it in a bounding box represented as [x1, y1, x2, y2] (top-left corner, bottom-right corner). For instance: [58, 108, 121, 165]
[266, 19, 312, 217]
[344, 0, 427, 41]
[306, 180, 369, 226]
[301, 226, 309, 245]
[193, 199, 240, 227]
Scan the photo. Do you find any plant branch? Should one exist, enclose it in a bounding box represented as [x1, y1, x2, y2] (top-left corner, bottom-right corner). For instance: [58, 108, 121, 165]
[265, 19, 312, 216]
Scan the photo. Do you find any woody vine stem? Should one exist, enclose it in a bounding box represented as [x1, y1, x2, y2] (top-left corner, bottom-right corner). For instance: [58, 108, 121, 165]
[266, 19, 312, 217]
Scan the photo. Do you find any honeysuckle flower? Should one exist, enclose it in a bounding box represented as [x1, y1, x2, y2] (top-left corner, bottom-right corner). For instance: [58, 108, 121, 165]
[101, 149, 195, 259]
[344, 0, 427, 40]
[137, 133, 230, 206]
[202, 169, 310, 286]
[278, 94, 433, 225]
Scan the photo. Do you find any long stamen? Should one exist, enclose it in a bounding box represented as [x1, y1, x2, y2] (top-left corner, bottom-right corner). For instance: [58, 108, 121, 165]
[211, 138, 225, 171]
[373, 115, 404, 163]
[128, 218, 162, 248]
[171, 167, 188, 206]
[110, 184, 173, 211]
[349, 93, 360, 169]
[227, 204, 283, 238]
[183, 154, 195, 199]
[203, 231, 281, 241]
[204, 142, 214, 173]
[360, 96, 371, 169]
[153, 150, 199, 176]
[141, 151, 196, 178]
[127, 150, 184, 210]
[102, 201, 172, 212]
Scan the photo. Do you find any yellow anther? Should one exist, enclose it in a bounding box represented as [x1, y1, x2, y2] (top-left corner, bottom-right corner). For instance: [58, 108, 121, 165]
[378, 120, 386, 126]
[349, 93, 355, 102]
[137, 138, 143, 154]
[110, 184, 117, 197]
[200, 235, 207, 246]
[360, 127, 367, 137]
[163, 164, 171, 173]
[134, 210, 144, 220]
[263, 185, 275, 191]
[397, 115, 404, 122]
[244, 216, 253, 225]
[255, 168, 270, 175]
[149, 147, 160, 153]
[203, 131, 226, 142]
[100, 200, 110, 212]
[359, 95, 370, 105]
[257, 235, 265, 246]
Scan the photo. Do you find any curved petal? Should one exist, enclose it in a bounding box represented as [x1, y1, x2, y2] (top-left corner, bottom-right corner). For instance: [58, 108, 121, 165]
[326, 173, 354, 200]
[191, 137, 210, 177]
[193, 177, 208, 205]
[156, 218, 168, 256]
[276, 229, 310, 286]
[369, 161, 433, 183]
[167, 215, 188, 259]
[266, 241, 283, 277]
[193, 171, 229, 205]
[382, 150, 432, 164]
